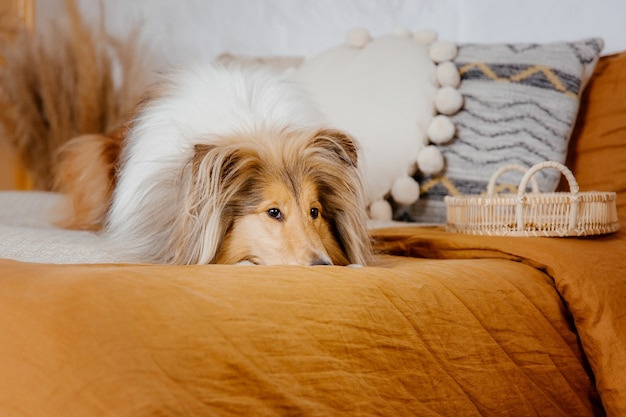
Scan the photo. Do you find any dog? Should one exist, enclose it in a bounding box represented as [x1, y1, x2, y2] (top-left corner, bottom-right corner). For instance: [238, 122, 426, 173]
[55, 64, 372, 266]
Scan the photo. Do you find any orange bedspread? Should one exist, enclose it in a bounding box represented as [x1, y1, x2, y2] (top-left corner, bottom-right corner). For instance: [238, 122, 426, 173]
[1, 226, 624, 416]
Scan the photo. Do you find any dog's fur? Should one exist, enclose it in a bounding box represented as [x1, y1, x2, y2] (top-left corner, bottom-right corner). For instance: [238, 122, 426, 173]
[55, 65, 372, 266]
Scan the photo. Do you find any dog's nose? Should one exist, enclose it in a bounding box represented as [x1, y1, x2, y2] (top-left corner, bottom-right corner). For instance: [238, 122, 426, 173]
[309, 256, 332, 266]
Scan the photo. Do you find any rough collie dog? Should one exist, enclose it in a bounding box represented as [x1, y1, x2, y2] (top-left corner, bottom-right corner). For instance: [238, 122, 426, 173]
[55, 65, 372, 266]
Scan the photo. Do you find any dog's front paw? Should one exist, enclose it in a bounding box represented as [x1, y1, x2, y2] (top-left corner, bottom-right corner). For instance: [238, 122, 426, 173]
[347, 263, 363, 269]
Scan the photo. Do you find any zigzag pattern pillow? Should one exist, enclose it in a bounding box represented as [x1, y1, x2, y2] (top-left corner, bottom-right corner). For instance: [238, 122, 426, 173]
[395, 38, 604, 223]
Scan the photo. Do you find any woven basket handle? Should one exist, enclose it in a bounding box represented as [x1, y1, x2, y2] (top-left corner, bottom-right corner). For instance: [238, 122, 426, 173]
[516, 161, 580, 231]
[487, 164, 539, 196]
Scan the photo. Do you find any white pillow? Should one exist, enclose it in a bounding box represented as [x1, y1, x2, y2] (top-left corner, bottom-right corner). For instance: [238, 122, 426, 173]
[291, 28, 463, 220]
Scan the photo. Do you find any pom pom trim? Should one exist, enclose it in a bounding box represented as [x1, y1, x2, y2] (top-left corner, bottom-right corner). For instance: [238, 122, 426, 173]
[342, 28, 464, 218]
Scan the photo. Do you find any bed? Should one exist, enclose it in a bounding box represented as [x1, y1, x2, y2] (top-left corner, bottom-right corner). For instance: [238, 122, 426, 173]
[1, 2, 626, 415]
[0, 50, 623, 417]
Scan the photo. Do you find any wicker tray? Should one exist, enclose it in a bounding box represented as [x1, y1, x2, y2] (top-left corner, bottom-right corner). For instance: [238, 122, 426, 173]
[445, 161, 620, 237]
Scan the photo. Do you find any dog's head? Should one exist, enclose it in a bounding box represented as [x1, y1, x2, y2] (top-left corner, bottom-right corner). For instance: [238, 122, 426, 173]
[170, 127, 372, 266]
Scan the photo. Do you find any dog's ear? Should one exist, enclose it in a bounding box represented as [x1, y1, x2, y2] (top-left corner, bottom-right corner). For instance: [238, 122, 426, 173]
[192, 143, 248, 183]
[171, 142, 260, 264]
[306, 128, 373, 266]
[193, 143, 220, 170]
[311, 128, 359, 167]
[193, 143, 218, 177]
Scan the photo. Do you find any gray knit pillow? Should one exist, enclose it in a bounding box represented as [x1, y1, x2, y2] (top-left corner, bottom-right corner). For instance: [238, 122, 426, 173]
[395, 38, 604, 223]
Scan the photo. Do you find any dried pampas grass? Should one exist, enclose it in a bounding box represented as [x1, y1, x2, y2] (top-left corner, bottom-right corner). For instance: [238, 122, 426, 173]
[0, 0, 150, 190]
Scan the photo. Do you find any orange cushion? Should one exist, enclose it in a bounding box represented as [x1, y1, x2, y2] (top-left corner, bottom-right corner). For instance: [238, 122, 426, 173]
[566, 51, 626, 224]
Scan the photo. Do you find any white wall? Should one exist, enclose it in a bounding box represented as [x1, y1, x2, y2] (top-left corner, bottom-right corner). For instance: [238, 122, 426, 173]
[37, 0, 626, 71]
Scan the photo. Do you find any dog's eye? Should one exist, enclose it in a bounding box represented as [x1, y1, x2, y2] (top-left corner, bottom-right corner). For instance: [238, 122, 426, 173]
[267, 208, 283, 221]
[310, 207, 319, 219]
